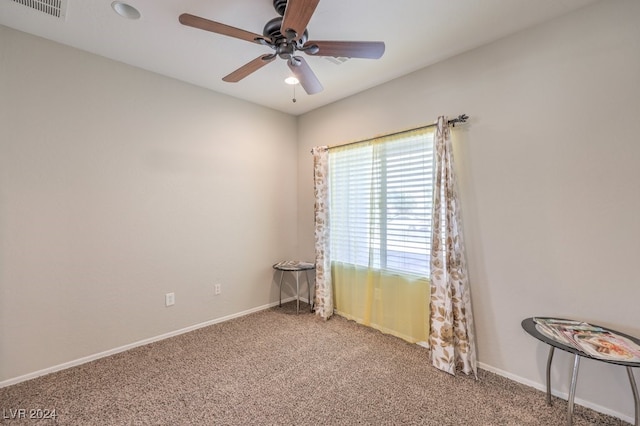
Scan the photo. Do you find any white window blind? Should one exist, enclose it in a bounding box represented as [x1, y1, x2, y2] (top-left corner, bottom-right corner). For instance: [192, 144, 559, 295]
[329, 128, 434, 277]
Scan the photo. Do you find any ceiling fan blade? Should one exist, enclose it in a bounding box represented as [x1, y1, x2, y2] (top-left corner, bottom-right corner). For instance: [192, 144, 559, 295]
[179, 13, 267, 44]
[288, 57, 323, 95]
[281, 0, 320, 41]
[223, 55, 276, 83]
[303, 41, 385, 59]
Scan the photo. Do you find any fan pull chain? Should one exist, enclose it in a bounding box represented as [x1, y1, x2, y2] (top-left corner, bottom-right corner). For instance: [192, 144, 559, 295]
[292, 84, 297, 103]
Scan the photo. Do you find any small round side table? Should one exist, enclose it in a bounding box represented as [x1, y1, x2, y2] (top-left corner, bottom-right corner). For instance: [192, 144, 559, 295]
[272, 261, 315, 314]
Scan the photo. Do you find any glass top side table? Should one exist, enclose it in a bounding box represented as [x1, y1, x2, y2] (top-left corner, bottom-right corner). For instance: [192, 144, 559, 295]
[273, 261, 315, 314]
[522, 317, 640, 426]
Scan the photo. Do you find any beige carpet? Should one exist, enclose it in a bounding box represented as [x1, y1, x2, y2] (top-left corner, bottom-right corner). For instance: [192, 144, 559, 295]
[0, 302, 629, 425]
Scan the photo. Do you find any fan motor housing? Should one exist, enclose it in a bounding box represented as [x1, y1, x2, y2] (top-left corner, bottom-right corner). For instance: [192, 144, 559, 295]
[263, 17, 283, 39]
[273, 0, 287, 16]
[263, 17, 308, 44]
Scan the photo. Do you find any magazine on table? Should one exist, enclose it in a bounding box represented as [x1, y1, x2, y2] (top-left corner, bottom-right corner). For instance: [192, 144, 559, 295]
[533, 318, 640, 363]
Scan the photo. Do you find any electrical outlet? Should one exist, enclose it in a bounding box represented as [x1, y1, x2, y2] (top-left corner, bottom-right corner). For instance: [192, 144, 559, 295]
[165, 292, 175, 307]
[214, 284, 221, 295]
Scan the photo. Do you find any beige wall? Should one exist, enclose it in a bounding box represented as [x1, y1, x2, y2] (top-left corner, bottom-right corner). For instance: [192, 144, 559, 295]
[297, 0, 640, 421]
[0, 26, 298, 382]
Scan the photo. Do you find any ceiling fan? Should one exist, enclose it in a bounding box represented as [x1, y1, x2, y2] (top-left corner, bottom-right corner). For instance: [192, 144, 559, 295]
[178, 0, 385, 95]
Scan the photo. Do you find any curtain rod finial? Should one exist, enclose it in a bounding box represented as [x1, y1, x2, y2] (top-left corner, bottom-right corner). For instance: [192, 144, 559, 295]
[450, 114, 469, 127]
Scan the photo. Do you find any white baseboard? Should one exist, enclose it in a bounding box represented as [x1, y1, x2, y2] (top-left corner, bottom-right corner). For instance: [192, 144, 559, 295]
[0, 298, 297, 389]
[477, 361, 633, 424]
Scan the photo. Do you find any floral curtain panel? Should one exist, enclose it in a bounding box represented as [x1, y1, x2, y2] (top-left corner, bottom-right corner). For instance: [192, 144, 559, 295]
[429, 116, 477, 377]
[311, 146, 333, 320]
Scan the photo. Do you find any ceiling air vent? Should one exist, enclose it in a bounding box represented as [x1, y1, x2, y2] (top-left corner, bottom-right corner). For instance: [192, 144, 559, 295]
[324, 57, 350, 66]
[10, 0, 67, 18]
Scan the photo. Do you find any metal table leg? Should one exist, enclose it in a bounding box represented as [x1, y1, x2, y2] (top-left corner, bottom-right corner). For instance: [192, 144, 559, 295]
[295, 270, 300, 314]
[546, 346, 555, 405]
[278, 270, 284, 307]
[627, 367, 639, 426]
[305, 269, 313, 312]
[567, 354, 581, 426]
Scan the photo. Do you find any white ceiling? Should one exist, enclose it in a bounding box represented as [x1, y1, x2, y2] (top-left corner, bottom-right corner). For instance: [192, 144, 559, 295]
[0, 0, 598, 115]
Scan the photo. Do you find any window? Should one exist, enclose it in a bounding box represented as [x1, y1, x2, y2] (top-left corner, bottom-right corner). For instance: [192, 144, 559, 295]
[329, 128, 434, 277]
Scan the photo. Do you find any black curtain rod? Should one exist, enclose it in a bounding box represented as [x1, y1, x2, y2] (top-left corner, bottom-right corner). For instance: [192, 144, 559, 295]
[310, 114, 469, 153]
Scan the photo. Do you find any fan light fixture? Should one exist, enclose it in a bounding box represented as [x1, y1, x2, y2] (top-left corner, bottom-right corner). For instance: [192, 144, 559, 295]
[111, 2, 140, 19]
[285, 76, 299, 85]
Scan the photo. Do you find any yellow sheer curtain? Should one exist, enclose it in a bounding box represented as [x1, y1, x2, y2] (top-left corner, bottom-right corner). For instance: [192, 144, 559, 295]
[333, 262, 429, 344]
[328, 128, 434, 345]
